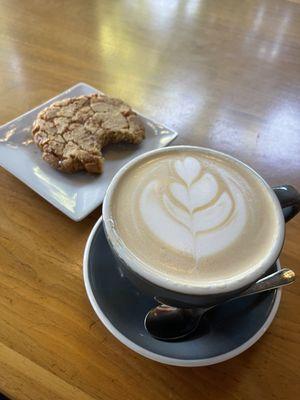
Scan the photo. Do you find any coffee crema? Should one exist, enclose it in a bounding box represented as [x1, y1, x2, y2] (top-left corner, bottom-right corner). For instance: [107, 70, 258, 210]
[108, 149, 282, 286]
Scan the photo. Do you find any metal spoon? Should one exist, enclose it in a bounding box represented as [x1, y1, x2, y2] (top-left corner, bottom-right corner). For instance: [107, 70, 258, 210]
[145, 268, 295, 341]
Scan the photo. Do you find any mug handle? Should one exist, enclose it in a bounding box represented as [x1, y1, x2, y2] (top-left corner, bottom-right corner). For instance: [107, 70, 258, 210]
[273, 185, 300, 222]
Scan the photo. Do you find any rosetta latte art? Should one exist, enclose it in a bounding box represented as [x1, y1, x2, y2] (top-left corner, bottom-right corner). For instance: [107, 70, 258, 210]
[110, 149, 278, 282]
[139, 156, 247, 267]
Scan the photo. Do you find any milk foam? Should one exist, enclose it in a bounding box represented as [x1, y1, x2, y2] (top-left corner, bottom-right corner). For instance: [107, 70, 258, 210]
[139, 157, 247, 264]
[109, 149, 280, 285]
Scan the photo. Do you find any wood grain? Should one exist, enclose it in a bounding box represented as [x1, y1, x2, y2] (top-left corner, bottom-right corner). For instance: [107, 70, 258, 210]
[0, 0, 299, 399]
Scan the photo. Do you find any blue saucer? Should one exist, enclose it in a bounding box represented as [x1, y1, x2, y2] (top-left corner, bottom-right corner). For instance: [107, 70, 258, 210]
[83, 218, 281, 366]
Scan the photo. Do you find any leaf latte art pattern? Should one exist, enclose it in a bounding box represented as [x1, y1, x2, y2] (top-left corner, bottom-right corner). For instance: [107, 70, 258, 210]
[139, 156, 247, 267]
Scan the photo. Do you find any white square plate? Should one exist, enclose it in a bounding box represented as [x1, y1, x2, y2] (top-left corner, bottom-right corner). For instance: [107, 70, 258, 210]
[0, 83, 178, 221]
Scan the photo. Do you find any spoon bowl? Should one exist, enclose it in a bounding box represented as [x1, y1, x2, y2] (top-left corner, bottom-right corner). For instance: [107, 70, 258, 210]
[145, 268, 295, 341]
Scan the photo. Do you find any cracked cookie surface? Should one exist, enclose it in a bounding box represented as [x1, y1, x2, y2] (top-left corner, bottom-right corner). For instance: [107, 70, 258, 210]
[32, 93, 145, 173]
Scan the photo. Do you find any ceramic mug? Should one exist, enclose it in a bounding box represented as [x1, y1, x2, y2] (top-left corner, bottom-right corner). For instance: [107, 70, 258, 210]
[102, 146, 300, 307]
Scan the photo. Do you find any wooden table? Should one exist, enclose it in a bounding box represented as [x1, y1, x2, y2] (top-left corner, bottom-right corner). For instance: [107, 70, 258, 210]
[0, 0, 299, 399]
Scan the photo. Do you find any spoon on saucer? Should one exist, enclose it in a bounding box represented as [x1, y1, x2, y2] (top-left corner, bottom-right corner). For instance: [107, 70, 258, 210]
[145, 268, 295, 342]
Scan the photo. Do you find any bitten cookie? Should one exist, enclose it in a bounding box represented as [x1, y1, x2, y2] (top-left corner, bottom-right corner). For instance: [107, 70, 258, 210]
[32, 93, 145, 173]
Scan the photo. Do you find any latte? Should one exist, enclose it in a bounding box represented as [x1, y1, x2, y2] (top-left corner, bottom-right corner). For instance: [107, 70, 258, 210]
[104, 148, 283, 287]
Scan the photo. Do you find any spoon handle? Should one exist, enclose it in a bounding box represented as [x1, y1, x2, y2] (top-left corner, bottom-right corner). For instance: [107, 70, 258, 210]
[237, 268, 295, 298]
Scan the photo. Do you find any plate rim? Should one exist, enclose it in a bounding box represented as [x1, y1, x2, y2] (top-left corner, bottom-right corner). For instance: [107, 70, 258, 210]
[83, 217, 282, 367]
[0, 82, 178, 221]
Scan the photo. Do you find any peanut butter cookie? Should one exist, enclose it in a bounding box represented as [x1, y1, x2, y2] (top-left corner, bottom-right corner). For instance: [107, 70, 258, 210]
[32, 93, 145, 173]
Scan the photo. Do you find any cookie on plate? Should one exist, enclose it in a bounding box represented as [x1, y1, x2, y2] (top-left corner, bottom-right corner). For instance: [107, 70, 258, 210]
[32, 93, 145, 173]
